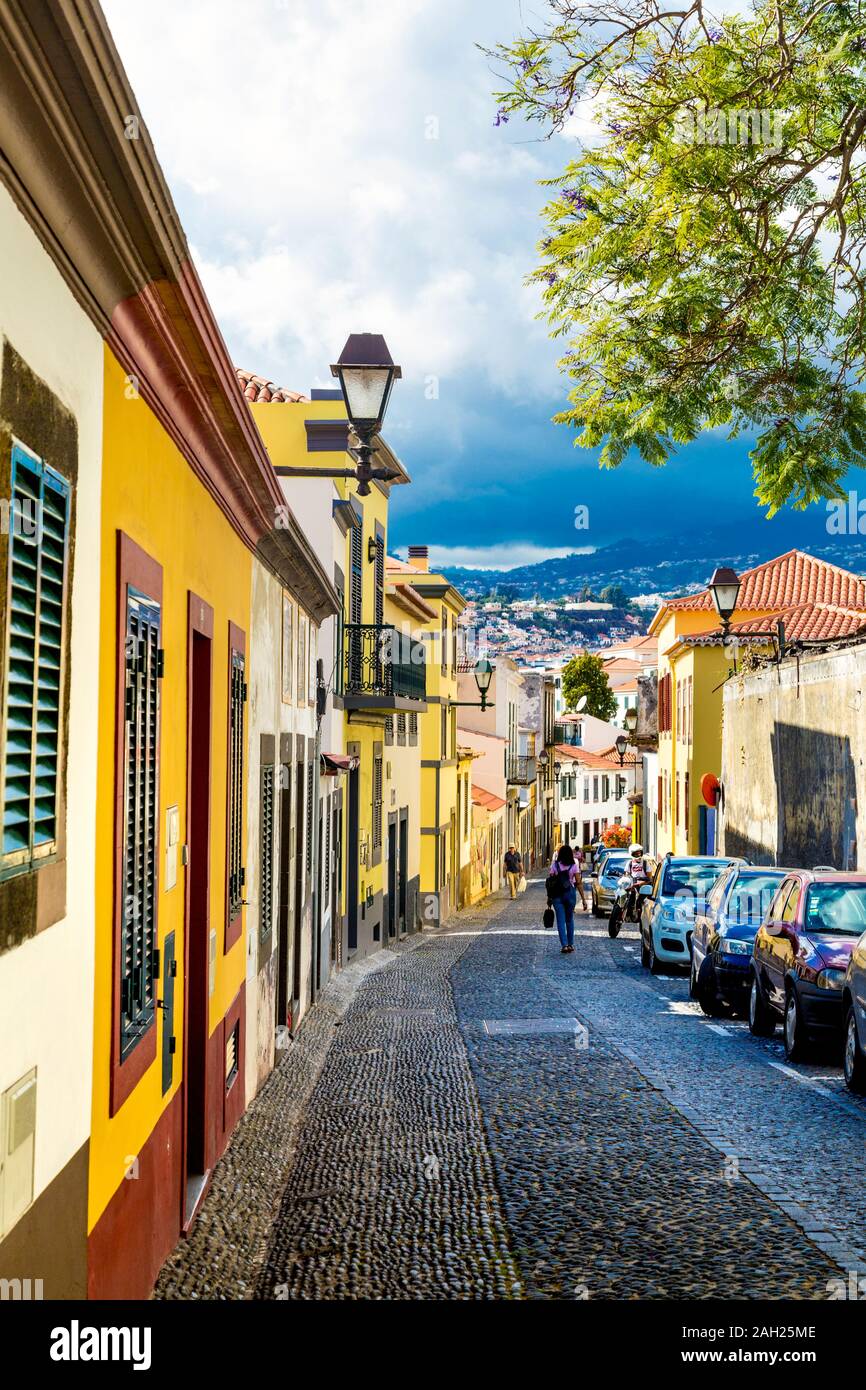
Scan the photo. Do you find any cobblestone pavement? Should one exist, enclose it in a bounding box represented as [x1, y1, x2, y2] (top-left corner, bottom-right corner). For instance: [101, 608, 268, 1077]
[158, 878, 862, 1300]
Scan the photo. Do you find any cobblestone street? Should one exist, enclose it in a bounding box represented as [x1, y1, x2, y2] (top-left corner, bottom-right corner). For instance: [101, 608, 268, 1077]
[158, 878, 864, 1301]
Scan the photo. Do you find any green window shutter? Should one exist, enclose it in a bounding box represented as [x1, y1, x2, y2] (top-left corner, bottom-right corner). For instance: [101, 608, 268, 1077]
[2, 444, 69, 877]
[120, 588, 160, 1059]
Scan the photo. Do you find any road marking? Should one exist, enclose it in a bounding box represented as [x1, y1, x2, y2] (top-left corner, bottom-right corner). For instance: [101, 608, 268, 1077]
[483, 1017, 581, 1036]
[705, 1024, 731, 1037]
[767, 1061, 836, 1095]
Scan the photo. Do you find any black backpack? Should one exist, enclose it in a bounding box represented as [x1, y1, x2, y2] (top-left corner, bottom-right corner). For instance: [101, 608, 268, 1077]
[547, 868, 571, 900]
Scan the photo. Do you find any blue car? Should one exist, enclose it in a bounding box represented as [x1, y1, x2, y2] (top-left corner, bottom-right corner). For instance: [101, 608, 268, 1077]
[639, 854, 744, 975]
[591, 851, 630, 917]
[690, 864, 788, 1015]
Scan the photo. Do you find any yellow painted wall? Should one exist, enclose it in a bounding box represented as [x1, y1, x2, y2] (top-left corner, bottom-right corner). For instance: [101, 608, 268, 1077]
[90, 346, 252, 1227]
[654, 600, 775, 855]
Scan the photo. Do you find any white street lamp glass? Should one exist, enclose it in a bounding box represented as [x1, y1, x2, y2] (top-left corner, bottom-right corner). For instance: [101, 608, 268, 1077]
[474, 658, 493, 695]
[339, 366, 392, 427]
[711, 584, 740, 619]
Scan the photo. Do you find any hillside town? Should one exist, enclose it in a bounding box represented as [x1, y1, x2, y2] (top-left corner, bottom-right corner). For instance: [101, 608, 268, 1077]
[4, 0, 866, 1347]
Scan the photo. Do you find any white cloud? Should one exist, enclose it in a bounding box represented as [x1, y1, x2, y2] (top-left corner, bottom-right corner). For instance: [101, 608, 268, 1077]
[422, 543, 594, 570]
[101, 0, 563, 416]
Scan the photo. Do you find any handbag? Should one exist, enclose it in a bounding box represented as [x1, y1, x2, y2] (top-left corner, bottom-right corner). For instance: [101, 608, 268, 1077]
[517, 875, 527, 894]
[543, 906, 555, 930]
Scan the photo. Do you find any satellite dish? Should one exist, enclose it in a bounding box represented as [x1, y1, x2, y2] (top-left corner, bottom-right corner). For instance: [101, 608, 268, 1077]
[575, 694, 588, 712]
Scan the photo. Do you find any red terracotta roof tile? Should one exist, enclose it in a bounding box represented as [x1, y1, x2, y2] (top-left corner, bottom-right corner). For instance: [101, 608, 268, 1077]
[236, 368, 307, 404]
[685, 602, 866, 646]
[665, 550, 866, 614]
[472, 785, 507, 811]
[554, 743, 639, 768]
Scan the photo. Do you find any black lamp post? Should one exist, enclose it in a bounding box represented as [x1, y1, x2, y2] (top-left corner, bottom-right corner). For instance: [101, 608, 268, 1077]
[473, 658, 493, 710]
[614, 733, 628, 766]
[452, 656, 495, 712]
[331, 333, 402, 496]
[708, 566, 741, 634]
[708, 563, 786, 663]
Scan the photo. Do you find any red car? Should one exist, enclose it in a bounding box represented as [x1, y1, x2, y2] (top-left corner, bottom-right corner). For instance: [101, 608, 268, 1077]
[749, 871, 866, 1061]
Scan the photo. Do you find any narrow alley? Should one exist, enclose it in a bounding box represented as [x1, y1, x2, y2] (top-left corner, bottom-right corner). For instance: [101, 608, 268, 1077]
[155, 880, 856, 1302]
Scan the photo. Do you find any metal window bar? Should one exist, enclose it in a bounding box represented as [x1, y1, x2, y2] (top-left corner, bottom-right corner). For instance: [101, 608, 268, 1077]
[228, 652, 245, 918]
[120, 590, 160, 1058]
[260, 763, 274, 940]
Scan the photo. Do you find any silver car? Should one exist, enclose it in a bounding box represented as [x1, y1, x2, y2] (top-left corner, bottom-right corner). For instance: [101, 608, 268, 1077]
[592, 851, 630, 917]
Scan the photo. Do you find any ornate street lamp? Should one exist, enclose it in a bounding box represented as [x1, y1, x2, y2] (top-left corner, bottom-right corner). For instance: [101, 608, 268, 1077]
[331, 333, 402, 496]
[624, 706, 637, 735]
[708, 566, 741, 634]
[453, 656, 495, 712]
[614, 733, 628, 766]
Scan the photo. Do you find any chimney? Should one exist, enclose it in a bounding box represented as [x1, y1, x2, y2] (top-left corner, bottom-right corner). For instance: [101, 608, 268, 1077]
[407, 545, 429, 572]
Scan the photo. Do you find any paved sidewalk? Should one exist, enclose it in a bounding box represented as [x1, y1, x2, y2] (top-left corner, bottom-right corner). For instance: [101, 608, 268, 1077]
[156, 879, 844, 1300]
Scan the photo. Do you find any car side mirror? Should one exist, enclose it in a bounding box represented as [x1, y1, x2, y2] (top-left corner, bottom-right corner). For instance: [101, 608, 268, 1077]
[638, 884, 653, 897]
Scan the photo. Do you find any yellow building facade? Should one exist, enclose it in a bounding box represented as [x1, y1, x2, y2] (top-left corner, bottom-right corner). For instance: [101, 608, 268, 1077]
[389, 551, 466, 925]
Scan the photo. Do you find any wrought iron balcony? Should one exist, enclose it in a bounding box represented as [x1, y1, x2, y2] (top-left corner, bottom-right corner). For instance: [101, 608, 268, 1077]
[342, 623, 426, 709]
[507, 754, 538, 786]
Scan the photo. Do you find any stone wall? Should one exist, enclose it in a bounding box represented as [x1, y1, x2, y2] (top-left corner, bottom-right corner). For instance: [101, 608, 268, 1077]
[720, 643, 866, 869]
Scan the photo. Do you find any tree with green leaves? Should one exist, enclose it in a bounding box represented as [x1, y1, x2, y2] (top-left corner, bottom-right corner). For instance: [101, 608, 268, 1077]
[489, 1, 866, 514]
[600, 583, 630, 607]
[561, 652, 618, 718]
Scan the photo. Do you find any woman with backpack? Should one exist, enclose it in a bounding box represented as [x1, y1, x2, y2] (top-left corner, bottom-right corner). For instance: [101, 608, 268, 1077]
[547, 844, 581, 954]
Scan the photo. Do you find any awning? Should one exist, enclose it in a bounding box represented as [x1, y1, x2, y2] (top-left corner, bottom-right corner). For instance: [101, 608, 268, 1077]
[321, 752, 358, 776]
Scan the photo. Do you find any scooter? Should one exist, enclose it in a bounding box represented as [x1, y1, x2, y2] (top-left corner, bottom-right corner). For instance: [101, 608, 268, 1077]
[607, 873, 642, 938]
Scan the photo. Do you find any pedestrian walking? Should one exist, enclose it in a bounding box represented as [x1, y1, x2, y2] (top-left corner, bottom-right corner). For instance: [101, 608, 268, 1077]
[572, 843, 588, 911]
[504, 844, 523, 899]
[547, 844, 581, 953]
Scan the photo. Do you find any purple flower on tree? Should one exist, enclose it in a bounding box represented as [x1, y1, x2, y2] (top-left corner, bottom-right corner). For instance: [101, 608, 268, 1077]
[563, 188, 586, 210]
[544, 271, 558, 287]
[494, 107, 510, 127]
[707, 27, 723, 42]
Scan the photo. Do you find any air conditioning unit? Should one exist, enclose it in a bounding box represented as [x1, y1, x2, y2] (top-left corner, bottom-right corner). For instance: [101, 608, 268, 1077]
[1, 1068, 36, 1239]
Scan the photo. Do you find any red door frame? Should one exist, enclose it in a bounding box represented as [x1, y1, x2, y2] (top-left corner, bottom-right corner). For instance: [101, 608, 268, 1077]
[181, 591, 214, 1232]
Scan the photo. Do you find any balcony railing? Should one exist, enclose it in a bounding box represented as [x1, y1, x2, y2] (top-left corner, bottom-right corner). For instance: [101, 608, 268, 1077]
[507, 754, 538, 786]
[343, 624, 426, 704]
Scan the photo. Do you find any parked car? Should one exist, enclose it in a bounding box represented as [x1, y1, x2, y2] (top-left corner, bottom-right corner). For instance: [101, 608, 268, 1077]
[639, 854, 743, 975]
[842, 930, 866, 1091]
[591, 851, 630, 917]
[749, 871, 866, 1060]
[690, 865, 789, 1016]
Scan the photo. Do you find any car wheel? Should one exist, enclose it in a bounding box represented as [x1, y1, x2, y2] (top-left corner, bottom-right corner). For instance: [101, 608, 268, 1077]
[844, 1007, 866, 1093]
[592, 892, 603, 919]
[748, 974, 775, 1037]
[640, 929, 650, 969]
[696, 960, 726, 1018]
[783, 987, 809, 1062]
[688, 955, 699, 999]
[648, 933, 664, 976]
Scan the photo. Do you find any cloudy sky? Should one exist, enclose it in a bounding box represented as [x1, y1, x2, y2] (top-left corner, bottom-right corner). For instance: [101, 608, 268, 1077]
[102, 0, 840, 570]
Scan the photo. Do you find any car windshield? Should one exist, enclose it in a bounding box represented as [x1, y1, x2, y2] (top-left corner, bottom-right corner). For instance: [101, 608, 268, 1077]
[804, 883, 866, 936]
[728, 874, 785, 924]
[602, 855, 628, 876]
[662, 861, 729, 901]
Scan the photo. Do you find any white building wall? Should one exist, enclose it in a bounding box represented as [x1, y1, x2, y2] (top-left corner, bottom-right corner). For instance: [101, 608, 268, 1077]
[0, 183, 103, 1209]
